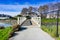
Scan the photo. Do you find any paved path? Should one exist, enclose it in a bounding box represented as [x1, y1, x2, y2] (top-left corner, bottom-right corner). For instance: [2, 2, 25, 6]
[22, 19, 32, 26]
[9, 19, 55, 40]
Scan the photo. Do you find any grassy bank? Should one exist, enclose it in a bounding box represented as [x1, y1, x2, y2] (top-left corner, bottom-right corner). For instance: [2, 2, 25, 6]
[41, 18, 60, 23]
[41, 25, 60, 40]
[0, 27, 12, 40]
[41, 18, 60, 40]
[41, 25, 56, 37]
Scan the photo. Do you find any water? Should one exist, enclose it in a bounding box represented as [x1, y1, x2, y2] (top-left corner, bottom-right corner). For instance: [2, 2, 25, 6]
[0, 23, 12, 27]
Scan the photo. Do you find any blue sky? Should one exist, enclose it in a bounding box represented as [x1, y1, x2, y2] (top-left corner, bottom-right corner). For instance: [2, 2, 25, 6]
[0, 0, 60, 16]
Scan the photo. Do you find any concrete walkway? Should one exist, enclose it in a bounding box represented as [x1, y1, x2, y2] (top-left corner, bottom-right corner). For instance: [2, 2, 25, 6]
[9, 19, 55, 40]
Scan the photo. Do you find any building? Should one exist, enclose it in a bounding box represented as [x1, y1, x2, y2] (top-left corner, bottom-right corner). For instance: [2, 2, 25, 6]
[0, 14, 12, 19]
[46, 3, 60, 18]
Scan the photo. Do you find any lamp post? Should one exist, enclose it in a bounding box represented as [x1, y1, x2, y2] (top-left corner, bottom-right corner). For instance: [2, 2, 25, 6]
[56, 9, 59, 37]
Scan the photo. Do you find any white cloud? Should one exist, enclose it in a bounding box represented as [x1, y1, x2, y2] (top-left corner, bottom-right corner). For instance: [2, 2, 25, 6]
[0, 3, 40, 16]
[0, 5, 29, 12]
[0, 3, 40, 11]
[0, 11, 20, 17]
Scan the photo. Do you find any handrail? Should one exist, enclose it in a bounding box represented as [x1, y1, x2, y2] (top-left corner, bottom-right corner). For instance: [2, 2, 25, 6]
[31, 17, 41, 27]
[17, 17, 26, 25]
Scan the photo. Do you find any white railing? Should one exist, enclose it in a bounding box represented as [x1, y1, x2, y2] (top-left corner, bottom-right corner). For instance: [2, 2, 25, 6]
[31, 17, 41, 27]
[17, 17, 26, 25]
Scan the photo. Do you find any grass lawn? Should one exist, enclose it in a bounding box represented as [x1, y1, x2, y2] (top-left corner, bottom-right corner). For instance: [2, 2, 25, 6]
[0, 27, 12, 40]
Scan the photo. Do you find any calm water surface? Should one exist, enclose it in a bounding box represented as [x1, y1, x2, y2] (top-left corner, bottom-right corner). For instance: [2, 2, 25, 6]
[0, 23, 12, 27]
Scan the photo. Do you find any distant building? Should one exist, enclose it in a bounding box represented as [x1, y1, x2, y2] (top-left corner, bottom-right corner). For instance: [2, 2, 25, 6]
[46, 3, 60, 18]
[0, 17, 9, 19]
[46, 13, 57, 18]
[0, 14, 12, 19]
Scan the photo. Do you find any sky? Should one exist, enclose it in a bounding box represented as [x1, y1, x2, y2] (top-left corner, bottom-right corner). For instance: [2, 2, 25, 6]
[0, 0, 60, 16]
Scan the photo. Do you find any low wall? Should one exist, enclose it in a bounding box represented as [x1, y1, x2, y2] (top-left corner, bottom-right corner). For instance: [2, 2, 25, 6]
[31, 17, 41, 27]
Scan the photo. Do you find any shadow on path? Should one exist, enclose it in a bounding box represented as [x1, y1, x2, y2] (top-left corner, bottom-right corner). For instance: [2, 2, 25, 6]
[10, 27, 27, 38]
[10, 32, 18, 38]
[19, 27, 27, 31]
[21, 19, 32, 26]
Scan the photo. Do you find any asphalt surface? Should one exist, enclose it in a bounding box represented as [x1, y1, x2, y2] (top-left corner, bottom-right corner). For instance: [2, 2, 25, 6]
[21, 19, 32, 26]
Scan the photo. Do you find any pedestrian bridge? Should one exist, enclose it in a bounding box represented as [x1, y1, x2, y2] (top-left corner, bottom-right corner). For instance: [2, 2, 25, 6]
[17, 17, 41, 27]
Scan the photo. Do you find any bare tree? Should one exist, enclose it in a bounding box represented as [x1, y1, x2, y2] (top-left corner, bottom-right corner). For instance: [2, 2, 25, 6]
[21, 8, 28, 16]
[38, 5, 48, 18]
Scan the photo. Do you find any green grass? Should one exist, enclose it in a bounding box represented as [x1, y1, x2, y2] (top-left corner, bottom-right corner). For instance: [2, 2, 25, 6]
[41, 25, 56, 37]
[41, 18, 60, 40]
[0, 27, 12, 40]
[57, 37, 60, 40]
[41, 25, 60, 40]
[41, 18, 60, 23]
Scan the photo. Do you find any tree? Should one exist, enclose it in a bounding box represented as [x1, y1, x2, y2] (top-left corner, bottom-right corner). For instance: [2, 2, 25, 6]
[21, 8, 28, 16]
[38, 6, 44, 18]
[38, 5, 48, 18]
[28, 6, 33, 12]
[20, 6, 38, 17]
[17, 15, 22, 17]
[28, 6, 38, 17]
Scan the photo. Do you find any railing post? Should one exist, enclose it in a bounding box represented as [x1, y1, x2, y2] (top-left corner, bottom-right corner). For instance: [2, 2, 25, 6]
[17, 17, 20, 25]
